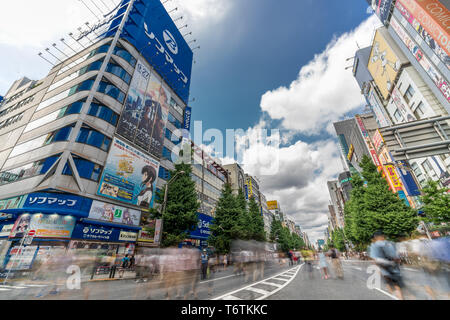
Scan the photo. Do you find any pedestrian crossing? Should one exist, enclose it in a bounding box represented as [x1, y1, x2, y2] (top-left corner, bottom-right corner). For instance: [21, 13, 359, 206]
[212, 264, 303, 301]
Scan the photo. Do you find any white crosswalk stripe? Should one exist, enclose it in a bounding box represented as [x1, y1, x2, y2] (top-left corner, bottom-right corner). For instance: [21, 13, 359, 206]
[0, 284, 48, 290]
[212, 265, 303, 301]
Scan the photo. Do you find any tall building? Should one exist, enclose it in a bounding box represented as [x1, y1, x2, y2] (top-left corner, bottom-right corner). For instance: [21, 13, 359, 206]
[0, 0, 200, 270]
[353, 1, 450, 192]
[223, 163, 245, 196]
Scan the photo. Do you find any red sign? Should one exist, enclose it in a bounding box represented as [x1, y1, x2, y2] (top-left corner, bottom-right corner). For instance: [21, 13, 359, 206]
[28, 230, 36, 236]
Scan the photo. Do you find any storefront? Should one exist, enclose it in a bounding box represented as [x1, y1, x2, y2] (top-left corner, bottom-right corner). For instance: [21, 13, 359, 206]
[0, 191, 141, 275]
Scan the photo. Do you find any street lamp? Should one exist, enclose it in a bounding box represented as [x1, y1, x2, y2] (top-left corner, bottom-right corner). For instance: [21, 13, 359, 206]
[161, 170, 186, 215]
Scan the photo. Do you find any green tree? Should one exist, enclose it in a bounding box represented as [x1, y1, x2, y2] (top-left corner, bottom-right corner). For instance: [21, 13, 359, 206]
[234, 189, 252, 240]
[270, 218, 282, 242]
[248, 196, 266, 241]
[208, 184, 241, 253]
[332, 228, 346, 252]
[344, 155, 418, 247]
[160, 163, 200, 247]
[421, 179, 450, 224]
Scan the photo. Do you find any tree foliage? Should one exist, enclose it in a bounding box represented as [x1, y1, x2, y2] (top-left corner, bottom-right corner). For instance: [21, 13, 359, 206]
[269, 218, 305, 253]
[160, 163, 200, 247]
[421, 179, 450, 224]
[344, 155, 419, 248]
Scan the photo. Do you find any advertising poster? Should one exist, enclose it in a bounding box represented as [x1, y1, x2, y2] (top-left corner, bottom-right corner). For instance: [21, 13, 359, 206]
[395, 1, 450, 69]
[88, 200, 141, 226]
[116, 60, 151, 144]
[134, 71, 161, 153]
[368, 29, 403, 99]
[149, 83, 170, 158]
[137, 211, 161, 243]
[189, 213, 213, 240]
[390, 86, 417, 122]
[397, 0, 450, 58]
[0, 195, 26, 211]
[370, 0, 394, 24]
[97, 138, 160, 208]
[372, 129, 385, 152]
[368, 88, 392, 127]
[390, 17, 450, 102]
[0, 224, 13, 237]
[9, 213, 76, 239]
[114, 0, 193, 103]
[6, 246, 38, 270]
[267, 201, 278, 211]
[385, 165, 404, 191]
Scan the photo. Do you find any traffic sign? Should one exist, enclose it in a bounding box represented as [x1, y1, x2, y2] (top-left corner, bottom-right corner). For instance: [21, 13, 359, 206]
[28, 230, 35, 236]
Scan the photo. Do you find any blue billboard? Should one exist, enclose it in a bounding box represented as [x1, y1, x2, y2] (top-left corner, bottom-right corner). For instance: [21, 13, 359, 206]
[72, 222, 138, 242]
[105, 0, 193, 104]
[183, 106, 192, 133]
[189, 213, 213, 240]
[21, 192, 93, 217]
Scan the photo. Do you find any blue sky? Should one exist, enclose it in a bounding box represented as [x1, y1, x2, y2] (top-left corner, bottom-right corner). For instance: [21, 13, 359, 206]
[0, 0, 382, 243]
[189, 0, 371, 133]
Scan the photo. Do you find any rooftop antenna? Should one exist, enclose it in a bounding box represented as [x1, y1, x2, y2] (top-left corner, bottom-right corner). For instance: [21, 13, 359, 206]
[79, 0, 101, 20]
[85, 22, 100, 37]
[69, 32, 86, 49]
[178, 24, 188, 31]
[173, 16, 183, 23]
[191, 46, 200, 51]
[60, 38, 78, 55]
[52, 43, 70, 59]
[89, 0, 105, 15]
[183, 31, 192, 37]
[188, 39, 196, 44]
[99, 0, 111, 11]
[38, 52, 55, 66]
[45, 48, 63, 63]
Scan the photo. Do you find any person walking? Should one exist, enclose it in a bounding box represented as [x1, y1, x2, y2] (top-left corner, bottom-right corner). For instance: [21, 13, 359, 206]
[201, 249, 209, 280]
[119, 254, 130, 278]
[318, 250, 329, 279]
[328, 246, 344, 279]
[369, 231, 405, 300]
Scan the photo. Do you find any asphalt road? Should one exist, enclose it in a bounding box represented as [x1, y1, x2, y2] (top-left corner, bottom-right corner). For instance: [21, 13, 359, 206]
[0, 260, 448, 300]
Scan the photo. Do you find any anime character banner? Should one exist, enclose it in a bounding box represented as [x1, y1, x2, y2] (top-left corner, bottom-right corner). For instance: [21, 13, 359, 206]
[97, 137, 160, 209]
[88, 201, 141, 227]
[149, 81, 170, 158]
[116, 60, 151, 145]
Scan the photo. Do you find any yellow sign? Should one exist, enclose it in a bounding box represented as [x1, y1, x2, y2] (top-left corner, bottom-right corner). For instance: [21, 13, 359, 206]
[246, 178, 253, 197]
[384, 165, 403, 190]
[347, 144, 354, 161]
[267, 201, 278, 211]
[368, 28, 403, 100]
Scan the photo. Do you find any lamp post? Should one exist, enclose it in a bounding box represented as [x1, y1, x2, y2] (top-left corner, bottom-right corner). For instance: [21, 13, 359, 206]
[160, 170, 185, 215]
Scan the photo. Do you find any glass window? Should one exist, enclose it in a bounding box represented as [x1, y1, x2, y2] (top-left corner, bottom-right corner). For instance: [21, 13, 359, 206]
[87, 102, 118, 126]
[113, 46, 137, 67]
[106, 62, 131, 84]
[63, 156, 103, 181]
[413, 101, 425, 119]
[404, 85, 415, 104]
[9, 135, 48, 158]
[76, 125, 111, 151]
[97, 80, 125, 103]
[393, 110, 404, 123]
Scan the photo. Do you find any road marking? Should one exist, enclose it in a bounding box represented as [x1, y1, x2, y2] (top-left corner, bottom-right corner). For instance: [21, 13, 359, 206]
[404, 268, 418, 272]
[271, 277, 289, 282]
[0, 285, 27, 289]
[200, 274, 237, 284]
[244, 287, 271, 295]
[222, 295, 241, 300]
[374, 287, 399, 300]
[261, 281, 283, 288]
[212, 264, 303, 301]
[352, 266, 363, 271]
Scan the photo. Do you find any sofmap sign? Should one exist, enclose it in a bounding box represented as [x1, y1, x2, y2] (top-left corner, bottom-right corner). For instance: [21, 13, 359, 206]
[106, 0, 193, 104]
[189, 213, 213, 240]
[71, 223, 138, 242]
[183, 106, 192, 136]
[22, 192, 92, 216]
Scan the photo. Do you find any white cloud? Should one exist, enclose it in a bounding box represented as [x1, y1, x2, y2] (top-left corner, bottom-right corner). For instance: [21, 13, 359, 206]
[230, 16, 382, 244]
[260, 15, 381, 136]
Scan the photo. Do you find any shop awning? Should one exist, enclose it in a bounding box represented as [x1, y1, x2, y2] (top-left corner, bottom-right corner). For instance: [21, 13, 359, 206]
[80, 218, 141, 231]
